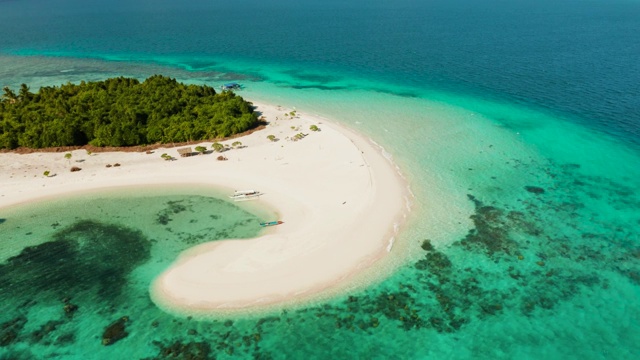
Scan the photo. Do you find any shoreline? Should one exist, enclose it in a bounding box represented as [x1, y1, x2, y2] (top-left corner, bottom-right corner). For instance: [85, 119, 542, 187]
[0, 101, 411, 314]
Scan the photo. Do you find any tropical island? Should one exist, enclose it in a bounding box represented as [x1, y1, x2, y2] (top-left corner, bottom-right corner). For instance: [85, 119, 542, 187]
[0, 75, 259, 149]
[0, 81, 409, 313]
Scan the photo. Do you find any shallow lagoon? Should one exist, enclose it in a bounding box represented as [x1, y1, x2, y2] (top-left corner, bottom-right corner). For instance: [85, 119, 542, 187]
[0, 186, 279, 358]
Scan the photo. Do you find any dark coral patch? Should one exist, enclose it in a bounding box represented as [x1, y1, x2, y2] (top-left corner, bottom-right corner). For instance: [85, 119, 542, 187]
[420, 239, 434, 251]
[149, 340, 213, 359]
[0, 316, 27, 347]
[29, 320, 65, 344]
[102, 316, 130, 346]
[156, 200, 190, 225]
[0, 220, 151, 301]
[525, 186, 545, 194]
[458, 195, 518, 256]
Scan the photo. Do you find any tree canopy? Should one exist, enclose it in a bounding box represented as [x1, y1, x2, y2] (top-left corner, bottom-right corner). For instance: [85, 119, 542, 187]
[0, 75, 259, 149]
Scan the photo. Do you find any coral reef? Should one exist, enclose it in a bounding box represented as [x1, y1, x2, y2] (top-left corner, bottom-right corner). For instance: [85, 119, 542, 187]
[102, 316, 130, 346]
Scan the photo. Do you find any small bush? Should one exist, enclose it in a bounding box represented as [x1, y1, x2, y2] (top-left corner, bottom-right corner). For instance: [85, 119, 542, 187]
[211, 142, 224, 152]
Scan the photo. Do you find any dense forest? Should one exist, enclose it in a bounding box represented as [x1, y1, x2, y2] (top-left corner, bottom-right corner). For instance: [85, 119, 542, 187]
[0, 75, 259, 149]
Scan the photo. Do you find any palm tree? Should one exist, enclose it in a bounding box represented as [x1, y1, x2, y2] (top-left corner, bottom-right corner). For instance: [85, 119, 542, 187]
[18, 84, 31, 102]
[2, 86, 17, 103]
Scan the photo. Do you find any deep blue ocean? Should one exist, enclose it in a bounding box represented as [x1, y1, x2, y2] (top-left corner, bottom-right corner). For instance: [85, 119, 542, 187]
[1, 0, 639, 359]
[2, 0, 639, 145]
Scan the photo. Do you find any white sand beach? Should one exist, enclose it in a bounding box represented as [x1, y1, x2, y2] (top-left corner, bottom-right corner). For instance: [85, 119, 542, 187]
[0, 102, 409, 312]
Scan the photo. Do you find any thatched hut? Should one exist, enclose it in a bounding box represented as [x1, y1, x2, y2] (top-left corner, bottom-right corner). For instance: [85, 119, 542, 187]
[177, 147, 193, 157]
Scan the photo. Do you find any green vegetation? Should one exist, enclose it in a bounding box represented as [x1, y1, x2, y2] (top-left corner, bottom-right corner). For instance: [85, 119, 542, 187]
[292, 133, 307, 141]
[195, 146, 207, 154]
[160, 153, 173, 161]
[231, 141, 242, 148]
[211, 142, 224, 152]
[0, 75, 259, 149]
[267, 135, 277, 142]
[43, 170, 50, 177]
[309, 125, 319, 132]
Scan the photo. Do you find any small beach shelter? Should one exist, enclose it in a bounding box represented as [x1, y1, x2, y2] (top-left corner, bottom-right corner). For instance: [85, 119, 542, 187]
[177, 147, 193, 157]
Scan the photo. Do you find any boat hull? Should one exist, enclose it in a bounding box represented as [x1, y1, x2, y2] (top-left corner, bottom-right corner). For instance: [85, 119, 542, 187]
[260, 221, 283, 227]
[229, 190, 261, 201]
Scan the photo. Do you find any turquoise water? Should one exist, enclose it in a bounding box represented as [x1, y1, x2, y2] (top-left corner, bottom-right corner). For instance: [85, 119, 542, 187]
[1, 0, 639, 359]
[0, 187, 275, 359]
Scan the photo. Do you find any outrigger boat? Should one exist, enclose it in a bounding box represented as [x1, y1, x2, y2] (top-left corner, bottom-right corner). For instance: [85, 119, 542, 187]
[260, 221, 284, 227]
[229, 189, 261, 201]
[221, 82, 242, 91]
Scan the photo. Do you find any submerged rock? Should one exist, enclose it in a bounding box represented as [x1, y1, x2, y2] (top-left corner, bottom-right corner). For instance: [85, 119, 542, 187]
[524, 186, 545, 194]
[102, 316, 129, 346]
[1, 316, 27, 347]
[63, 303, 79, 317]
[421, 239, 434, 251]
